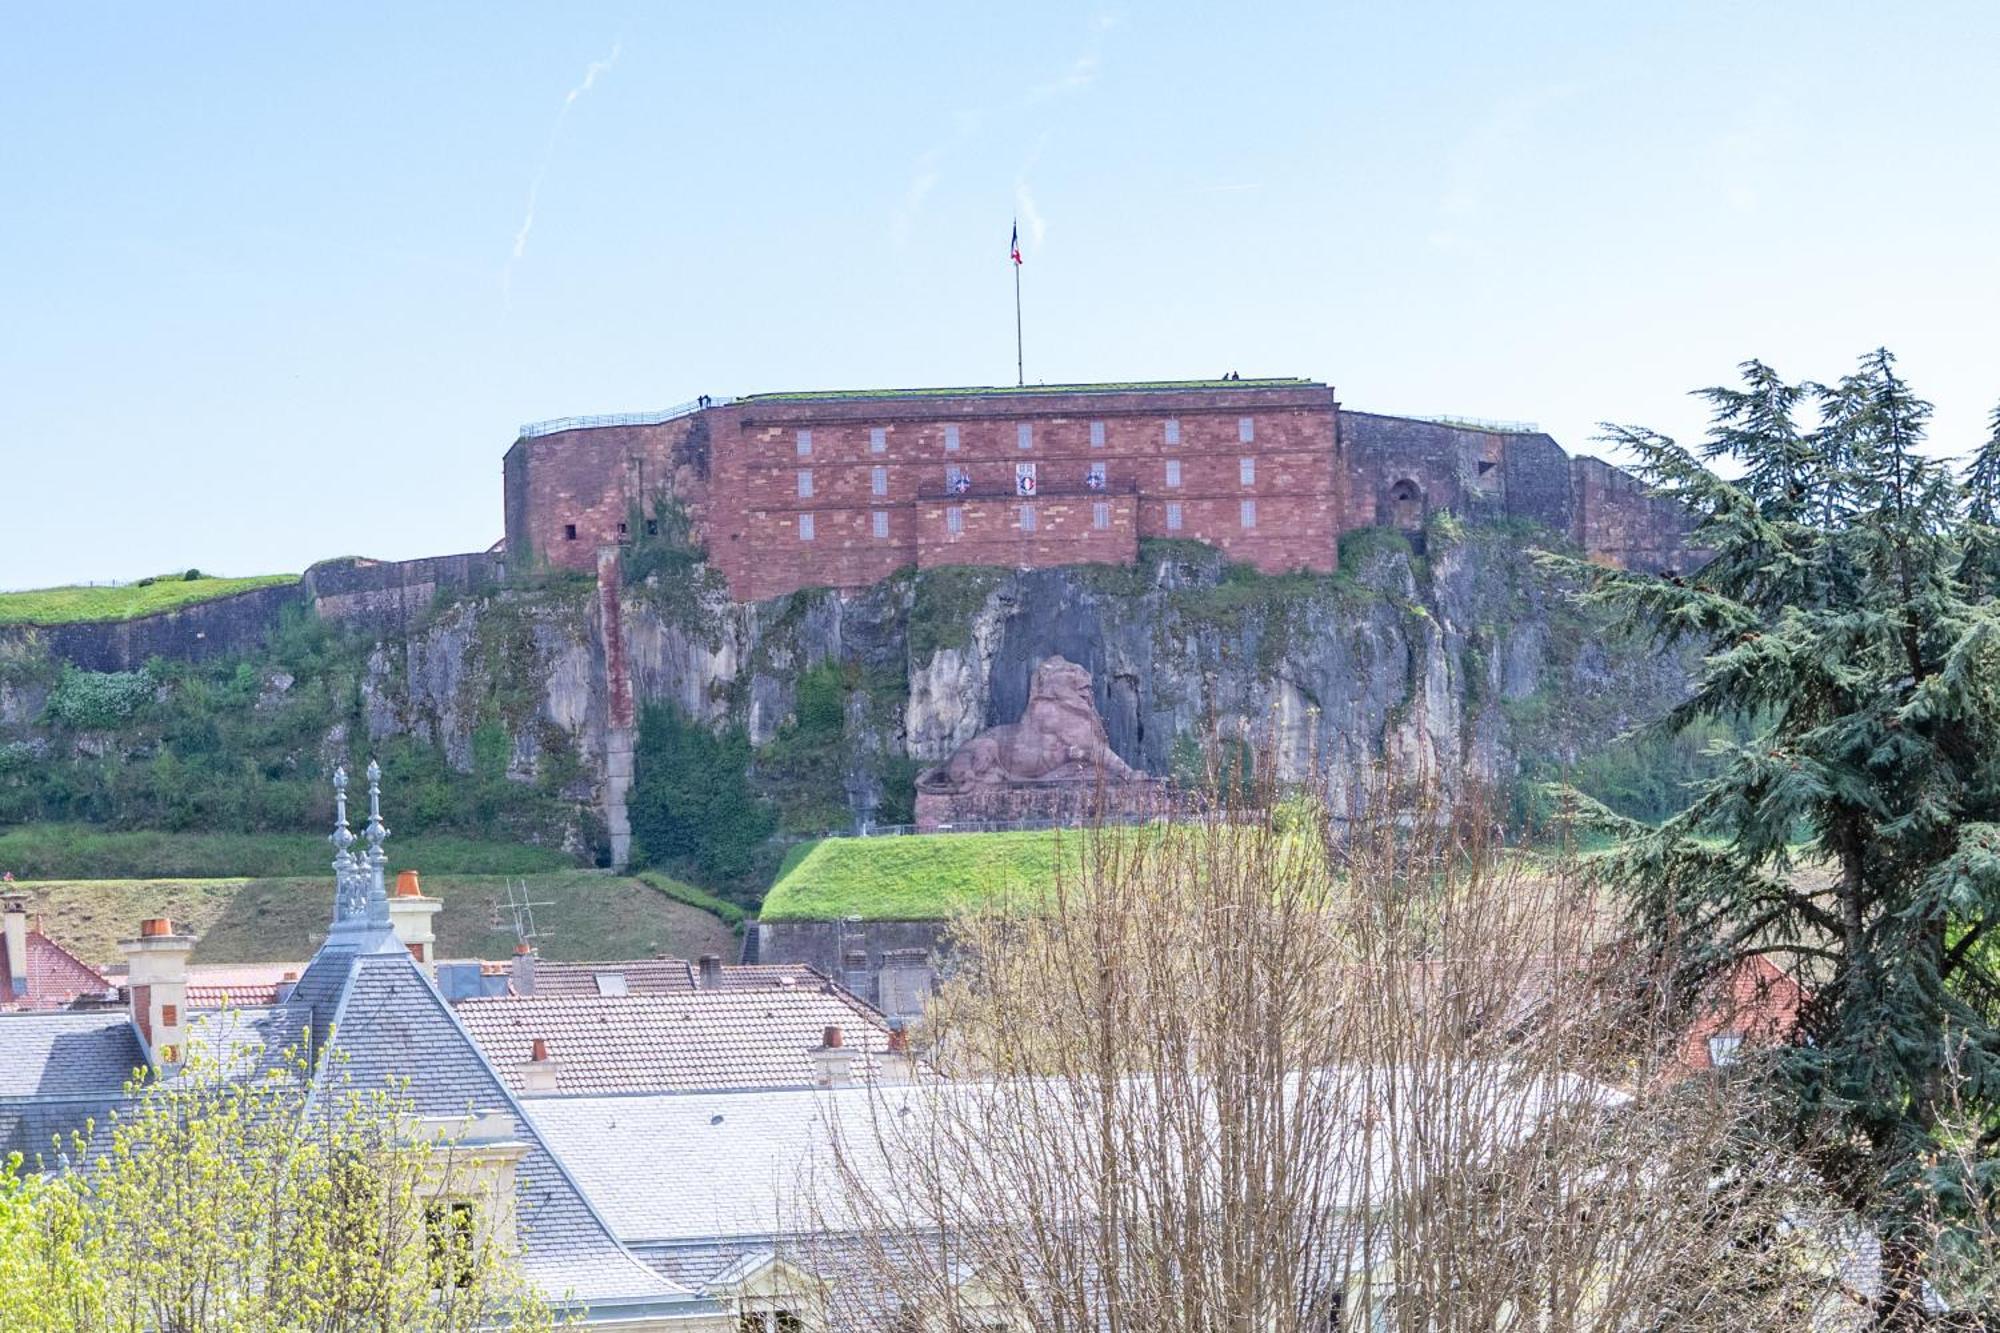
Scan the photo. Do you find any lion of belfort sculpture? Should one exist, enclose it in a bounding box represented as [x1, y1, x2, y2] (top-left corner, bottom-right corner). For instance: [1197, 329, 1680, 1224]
[913, 656, 1161, 829]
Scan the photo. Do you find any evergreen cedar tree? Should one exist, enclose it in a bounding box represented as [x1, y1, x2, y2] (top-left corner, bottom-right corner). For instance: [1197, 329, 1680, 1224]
[1557, 350, 2000, 1327]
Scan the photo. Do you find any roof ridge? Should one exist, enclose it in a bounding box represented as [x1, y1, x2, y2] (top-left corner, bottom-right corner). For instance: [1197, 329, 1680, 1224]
[30, 927, 113, 988]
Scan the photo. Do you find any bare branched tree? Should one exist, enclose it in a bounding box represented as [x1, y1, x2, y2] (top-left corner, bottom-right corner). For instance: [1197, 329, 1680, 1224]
[798, 768, 1872, 1331]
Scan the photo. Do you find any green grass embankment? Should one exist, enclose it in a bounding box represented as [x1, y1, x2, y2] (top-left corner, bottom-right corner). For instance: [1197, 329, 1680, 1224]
[758, 829, 1105, 922]
[0, 825, 570, 880]
[11, 871, 737, 969]
[0, 574, 298, 625]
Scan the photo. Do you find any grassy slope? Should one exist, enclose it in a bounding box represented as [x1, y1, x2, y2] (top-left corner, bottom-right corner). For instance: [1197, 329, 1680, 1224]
[0, 825, 570, 880]
[758, 829, 1101, 921]
[14, 871, 736, 969]
[0, 574, 298, 626]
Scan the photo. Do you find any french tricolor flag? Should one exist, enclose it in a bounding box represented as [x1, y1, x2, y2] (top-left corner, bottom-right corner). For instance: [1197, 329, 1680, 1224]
[1010, 221, 1022, 267]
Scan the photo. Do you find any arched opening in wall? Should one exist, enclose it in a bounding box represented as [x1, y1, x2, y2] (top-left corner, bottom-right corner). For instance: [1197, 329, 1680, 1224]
[1389, 479, 1424, 531]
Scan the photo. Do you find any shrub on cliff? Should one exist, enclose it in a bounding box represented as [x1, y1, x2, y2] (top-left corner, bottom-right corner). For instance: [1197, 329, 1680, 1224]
[41, 667, 154, 730]
[629, 702, 774, 892]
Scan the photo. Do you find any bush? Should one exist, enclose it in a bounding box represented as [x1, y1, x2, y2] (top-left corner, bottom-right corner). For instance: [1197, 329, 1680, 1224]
[42, 668, 154, 730]
[629, 703, 775, 894]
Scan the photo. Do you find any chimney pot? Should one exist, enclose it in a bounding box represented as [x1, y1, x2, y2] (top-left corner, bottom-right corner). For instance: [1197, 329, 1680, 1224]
[514, 941, 532, 956]
[887, 1027, 909, 1054]
[394, 869, 422, 898]
[141, 917, 173, 938]
[823, 1024, 844, 1048]
[520, 1034, 559, 1094]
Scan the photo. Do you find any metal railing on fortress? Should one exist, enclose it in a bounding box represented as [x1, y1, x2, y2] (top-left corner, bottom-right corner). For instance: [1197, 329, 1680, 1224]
[1401, 412, 1542, 435]
[516, 397, 736, 440]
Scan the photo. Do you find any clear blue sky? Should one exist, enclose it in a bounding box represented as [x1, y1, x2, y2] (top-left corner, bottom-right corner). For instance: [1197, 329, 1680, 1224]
[6, 3, 1998, 589]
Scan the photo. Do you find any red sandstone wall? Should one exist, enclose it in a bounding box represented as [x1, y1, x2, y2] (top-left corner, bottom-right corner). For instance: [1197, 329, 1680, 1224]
[502, 383, 1694, 599]
[1570, 456, 1695, 574]
[503, 416, 711, 573]
[705, 384, 1340, 599]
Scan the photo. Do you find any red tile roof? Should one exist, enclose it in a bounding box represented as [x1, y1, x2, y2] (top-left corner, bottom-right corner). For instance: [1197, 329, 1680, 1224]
[181, 963, 304, 1010]
[453, 987, 901, 1094]
[518, 959, 823, 998]
[1678, 955, 1805, 1071]
[0, 926, 116, 1011]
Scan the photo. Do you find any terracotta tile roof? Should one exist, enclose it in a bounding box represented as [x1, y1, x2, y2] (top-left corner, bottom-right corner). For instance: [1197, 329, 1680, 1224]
[181, 963, 304, 1010]
[1678, 955, 1805, 1071]
[519, 958, 824, 998]
[0, 926, 116, 1011]
[453, 987, 900, 1095]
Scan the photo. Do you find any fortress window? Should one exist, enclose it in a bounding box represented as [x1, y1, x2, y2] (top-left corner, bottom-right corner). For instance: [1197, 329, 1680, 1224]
[1086, 461, 1106, 490]
[645, 518, 658, 536]
[617, 522, 629, 538]
[1241, 499, 1258, 529]
[1019, 504, 1038, 532]
[871, 426, 887, 453]
[1017, 422, 1033, 450]
[797, 470, 814, 498]
[797, 429, 812, 457]
[1240, 457, 1256, 486]
[562, 523, 577, 541]
[1093, 501, 1111, 530]
[872, 466, 888, 497]
[798, 513, 815, 541]
[1165, 502, 1183, 531]
[1165, 460, 1182, 489]
[1238, 416, 1256, 443]
[1090, 420, 1106, 448]
[946, 506, 964, 535]
[944, 424, 961, 452]
[873, 510, 890, 539]
[1164, 418, 1181, 445]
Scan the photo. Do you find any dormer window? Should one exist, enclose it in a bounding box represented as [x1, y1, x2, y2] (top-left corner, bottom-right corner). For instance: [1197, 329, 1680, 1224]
[425, 1200, 477, 1290]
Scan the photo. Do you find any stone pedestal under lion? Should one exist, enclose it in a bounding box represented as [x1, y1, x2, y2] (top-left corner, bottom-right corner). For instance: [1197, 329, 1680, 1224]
[913, 656, 1165, 831]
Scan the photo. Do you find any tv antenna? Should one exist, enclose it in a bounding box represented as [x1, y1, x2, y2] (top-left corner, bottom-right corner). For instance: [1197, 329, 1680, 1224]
[503, 878, 555, 949]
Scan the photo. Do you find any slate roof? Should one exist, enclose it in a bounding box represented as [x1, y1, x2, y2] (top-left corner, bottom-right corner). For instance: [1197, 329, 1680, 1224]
[0, 924, 116, 1010]
[525, 1087, 895, 1246]
[452, 987, 899, 1095]
[0, 1010, 148, 1098]
[311, 948, 689, 1307]
[0, 1010, 148, 1165]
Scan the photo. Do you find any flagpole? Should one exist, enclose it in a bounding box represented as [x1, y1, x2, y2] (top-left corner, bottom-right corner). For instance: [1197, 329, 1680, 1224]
[1014, 256, 1024, 387]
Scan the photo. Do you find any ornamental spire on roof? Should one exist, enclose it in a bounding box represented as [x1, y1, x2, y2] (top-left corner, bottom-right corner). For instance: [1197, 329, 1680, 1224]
[330, 766, 368, 926]
[325, 762, 401, 951]
[363, 759, 391, 929]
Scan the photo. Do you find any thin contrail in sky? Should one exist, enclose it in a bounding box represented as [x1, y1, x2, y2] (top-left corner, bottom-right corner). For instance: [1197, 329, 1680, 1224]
[505, 40, 621, 305]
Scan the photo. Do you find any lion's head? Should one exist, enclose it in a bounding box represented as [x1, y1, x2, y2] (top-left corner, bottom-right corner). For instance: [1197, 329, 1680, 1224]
[1027, 656, 1097, 715]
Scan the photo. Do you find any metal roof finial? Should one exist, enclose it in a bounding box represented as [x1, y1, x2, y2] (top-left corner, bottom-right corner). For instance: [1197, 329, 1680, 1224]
[363, 759, 391, 925]
[330, 766, 366, 925]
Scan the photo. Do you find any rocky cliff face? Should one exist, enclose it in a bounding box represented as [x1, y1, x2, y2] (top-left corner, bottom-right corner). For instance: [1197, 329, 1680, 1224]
[343, 524, 1687, 850]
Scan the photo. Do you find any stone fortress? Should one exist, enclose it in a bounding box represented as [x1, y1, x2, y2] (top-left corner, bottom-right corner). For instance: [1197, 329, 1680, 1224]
[503, 377, 1695, 601]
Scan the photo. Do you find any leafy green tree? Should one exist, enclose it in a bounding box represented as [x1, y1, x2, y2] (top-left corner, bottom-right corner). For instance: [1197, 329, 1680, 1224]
[629, 702, 774, 888]
[1565, 351, 2000, 1327]
[0, 1042, 561, 1332]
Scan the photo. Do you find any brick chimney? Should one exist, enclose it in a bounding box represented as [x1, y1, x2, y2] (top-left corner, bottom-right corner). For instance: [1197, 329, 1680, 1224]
[2, 894, 28, 1000]
[387, 869, 442, 970]
[809, 1024, 853, 1089]
[511, 942, 537, 997]
[697, 954, 723, 990]
[879, 1024, 918, 1085]
[521, 1037, 559, 1095]
[121, 918, 193, 1066]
